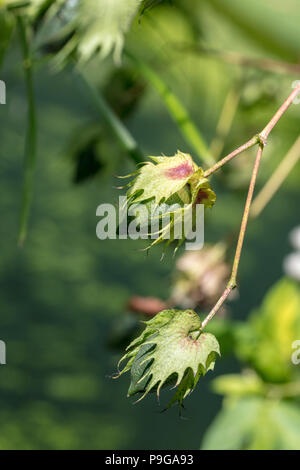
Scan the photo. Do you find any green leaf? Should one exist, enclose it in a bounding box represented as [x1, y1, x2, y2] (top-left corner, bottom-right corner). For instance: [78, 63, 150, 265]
[201, 397, 263, 450]
[273, 401, 300, 450]
[116, 309, 220, 409]
[234, 278, 300, 382]
[201, 397, 300, 450]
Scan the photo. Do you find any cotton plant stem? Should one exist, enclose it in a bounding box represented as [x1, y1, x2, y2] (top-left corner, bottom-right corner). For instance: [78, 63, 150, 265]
[229, 145, 263, 286]
[204, 81, 300, 178]
[17, 15, 37, 246]
[74, 70, 144, 165]
[251, 135, 300, 218]
[202, 144, 263, 329]
[201, 82, 300, 328]
[204, 136, 259, 178]
[260, 83, 300, 141]
[201, 286, 233, 329]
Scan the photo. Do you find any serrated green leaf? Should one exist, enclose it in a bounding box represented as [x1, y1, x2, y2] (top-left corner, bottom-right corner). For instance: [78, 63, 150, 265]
[116, 309, 220, 409]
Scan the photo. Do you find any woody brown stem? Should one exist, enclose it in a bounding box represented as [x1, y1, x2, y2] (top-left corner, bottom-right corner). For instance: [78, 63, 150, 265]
[202, 144, 263, 329]
[201, 82, 300, 329]
[204, 81, 300, 178]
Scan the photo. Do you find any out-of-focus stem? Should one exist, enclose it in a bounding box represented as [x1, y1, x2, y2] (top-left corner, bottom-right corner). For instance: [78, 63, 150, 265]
[125, 51, 215, 166]
[75, 71, 144, 165]
[17, 15, 37, 246]
[267, 381, 300, 400]
[178, 42, 300, 76]
[209, 84, 241, 161]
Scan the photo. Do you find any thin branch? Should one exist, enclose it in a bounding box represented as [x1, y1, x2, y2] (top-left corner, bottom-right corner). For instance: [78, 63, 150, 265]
[251, 134, 300, 218]
[204, 81, 300, 178]
[201, 82, 300, 329]
[230, 145, 263, 286]
[204, 136, 259, 177]
[201, 286, 233, 329]
[260, 83, 300, 141]
[202, 144, 263, 329]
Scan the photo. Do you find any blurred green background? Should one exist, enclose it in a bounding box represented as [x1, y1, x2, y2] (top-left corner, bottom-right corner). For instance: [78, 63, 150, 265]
[0, 0, 299, 449]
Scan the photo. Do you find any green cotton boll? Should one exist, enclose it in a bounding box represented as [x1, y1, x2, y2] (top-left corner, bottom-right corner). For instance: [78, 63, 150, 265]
[125, 187, 190, 243]
[77, 0, 143, 64]
[115, 309, 220, 410]
[123, 151, 216, 250]
[45, 0, 143, 66]
[127, 152, 199, 205]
